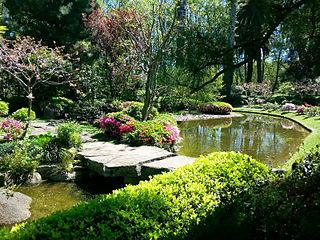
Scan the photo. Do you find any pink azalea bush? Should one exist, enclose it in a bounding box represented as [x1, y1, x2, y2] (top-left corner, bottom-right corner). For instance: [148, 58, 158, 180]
[100, 112, 135, 139]
[198, 102, 232, 115]
[296, 107, 305, 114]
[99, 112, 179, 151]
[281, 103, 296, 112]
[1, 119, 26, 141]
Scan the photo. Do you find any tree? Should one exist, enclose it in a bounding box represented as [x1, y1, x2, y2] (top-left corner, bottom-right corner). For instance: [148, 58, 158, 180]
[0, 36, 74, 129]
[3, 0, 91, 48]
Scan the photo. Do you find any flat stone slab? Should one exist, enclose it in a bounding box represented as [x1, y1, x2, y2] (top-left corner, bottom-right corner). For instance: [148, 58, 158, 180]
[79, 142, 176, 177]
[174, 113, 243, 122]
[141, 155, 195, 177]
[0, 189, 32, 226]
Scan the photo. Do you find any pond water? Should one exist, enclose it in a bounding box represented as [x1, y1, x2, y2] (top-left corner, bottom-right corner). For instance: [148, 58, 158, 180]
[177, 114, 310, 167]
[17, 173, 125, 222]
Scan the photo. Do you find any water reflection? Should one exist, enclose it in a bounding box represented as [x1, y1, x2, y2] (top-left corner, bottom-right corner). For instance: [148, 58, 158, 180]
[177, 114, 309, 167]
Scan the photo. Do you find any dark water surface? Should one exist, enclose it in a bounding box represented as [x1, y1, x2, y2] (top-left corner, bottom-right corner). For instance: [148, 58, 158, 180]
[177, 114, 309, 167]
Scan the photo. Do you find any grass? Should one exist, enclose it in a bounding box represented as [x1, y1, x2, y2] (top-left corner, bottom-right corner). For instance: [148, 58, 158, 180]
[234, 108, 320, 170]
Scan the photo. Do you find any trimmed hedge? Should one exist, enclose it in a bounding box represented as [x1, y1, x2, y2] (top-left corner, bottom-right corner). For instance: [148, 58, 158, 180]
[122, 101, 159, 121]
[1, 152, 272, 239]
[198, 102, 232, 115]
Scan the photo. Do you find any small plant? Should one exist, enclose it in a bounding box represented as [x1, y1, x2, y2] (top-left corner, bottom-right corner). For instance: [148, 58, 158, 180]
[11, 108, 36, 122]
[281, 103, 295, 112]
[256, 99, 265, 104]
[0, 119, 26, 141]
[0, 101, 9, 116]
[262, 102, 280, 110]
[304, 106, 320, 117]
[56, 122, 82, 149]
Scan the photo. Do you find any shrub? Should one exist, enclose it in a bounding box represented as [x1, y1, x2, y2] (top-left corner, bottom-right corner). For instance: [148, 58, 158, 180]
[0, 152, 272, 239]
[0, 142, 16, 157]
[304, 106, 320, 117]
[0, 101, 9, 116]
[0, 119, 26, 141]
[296, 106, 305, 114]
[40, 97, 74, 119]
[11, 108, 36, 122]
[153, 113, 178, 126]
[0, 142, 39, 185]
[6, 96, 27, 113]
[123, 120, 179, 150]
[100, 112, 136, 140]
[56, 122, 82, 149]
[256, 99, 265, 104]
[180, 149, 320, 240]
[122, 101, 159, 121]
[281, 103, 295, 112]
[262, 102, 280, 110]
[198, 102, 232, 115]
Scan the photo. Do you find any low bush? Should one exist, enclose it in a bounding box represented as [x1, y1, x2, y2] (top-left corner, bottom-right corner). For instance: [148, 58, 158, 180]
[304, 106, 320, 117]
[11, 108, 36, 122]
[153, 113, 178, 126]
[40, 97, 74, 119]
[0, 141, 39, 185]
[262, 102, 280, 110]
[0, 101, 9, 116]
[198, 102, 232, 115]
[0, 152, 272, 239]
[100, 112, 136, 140]
[123, 120, 179, 150]
[122, 101, 159, 121]
[0, 119, 26, 141]
[281, 103, 296, 112]
[56, 122, 82, 149]
[180, 148, 320, 240]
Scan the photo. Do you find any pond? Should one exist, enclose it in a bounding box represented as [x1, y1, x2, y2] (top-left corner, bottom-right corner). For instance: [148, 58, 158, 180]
[177, 114, 310, 167]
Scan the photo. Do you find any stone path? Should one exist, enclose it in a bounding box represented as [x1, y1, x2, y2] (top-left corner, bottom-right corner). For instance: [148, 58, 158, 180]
[30, 120, 195, 180]
[77, 141, 195, 180]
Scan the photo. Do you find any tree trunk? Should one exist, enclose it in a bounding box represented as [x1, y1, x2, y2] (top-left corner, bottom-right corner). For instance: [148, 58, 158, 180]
[246, 58, 253, 83]
[142, 65, 155, 121]
[176, 0, 186, 67]
[256, 50, 263, 83]
[272, 49, 282, 93]
[222, 0, 237, 98]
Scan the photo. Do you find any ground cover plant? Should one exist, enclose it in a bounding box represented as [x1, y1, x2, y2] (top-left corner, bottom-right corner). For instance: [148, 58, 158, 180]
[0, 152, 273, 239]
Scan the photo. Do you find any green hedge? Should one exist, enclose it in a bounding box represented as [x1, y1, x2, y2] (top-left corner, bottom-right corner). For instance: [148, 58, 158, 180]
[122, 101, 159, 121]
[11, 108, 36, 122]
[197, 102, 232, 115]
[0, 152, 272, 239]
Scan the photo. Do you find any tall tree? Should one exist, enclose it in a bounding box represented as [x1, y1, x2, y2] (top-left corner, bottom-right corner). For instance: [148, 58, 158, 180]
[3, 0, 91, 48]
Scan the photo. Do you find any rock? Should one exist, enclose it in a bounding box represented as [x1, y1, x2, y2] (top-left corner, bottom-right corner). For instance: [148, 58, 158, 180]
[78, 142, 176, 177]
[0, 189, 32, 226]
[25, 172, 42, 186]
[37, 165, 76, 182]
[141, 156, 195, 178]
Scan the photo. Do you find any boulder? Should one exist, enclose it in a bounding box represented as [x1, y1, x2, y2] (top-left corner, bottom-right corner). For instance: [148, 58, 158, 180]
[0, 189, 32, 226]
[25, 172, 42, 186]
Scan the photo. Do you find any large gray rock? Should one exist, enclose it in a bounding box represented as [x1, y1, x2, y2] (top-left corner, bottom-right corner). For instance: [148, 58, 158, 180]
[78, 142, 176, 177]
[37, 165, 76, 182]
[0, 189, 32, 226]
[141, 155, 195, 178]
[25, 172, 42, 186]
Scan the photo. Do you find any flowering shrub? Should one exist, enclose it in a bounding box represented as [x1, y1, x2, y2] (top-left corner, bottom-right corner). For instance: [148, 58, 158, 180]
[296, 107, 305, 114]
[0, 119, 26, 141]
[122, 101, 159, 121]
[262, 102, 280, 110]
[281, 103, 296, 112]
[123, 120, 179, 150]
[100, 112, 135, 139]
[256, 99, 265, 104]
[198, 102, 232, 115]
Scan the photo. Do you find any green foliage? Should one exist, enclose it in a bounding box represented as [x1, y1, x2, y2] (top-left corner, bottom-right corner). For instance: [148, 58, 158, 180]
[11, 108, 36, 122]
[0, 142, 39, 185]
[0, 142, 16, 157]
[153, 113, 178, 127]
[122, 101, 159, 121]
[40, 97, 74, 119]
[0, 101, 9, 116]
[0, 152, 272, 239]
[56, 122, 82, 149]
[6, 96, 27, 113]
[180, 148, 320, 240]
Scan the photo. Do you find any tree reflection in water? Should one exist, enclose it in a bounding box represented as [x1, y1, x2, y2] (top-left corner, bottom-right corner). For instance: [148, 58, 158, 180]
[177, 114, 309, 167]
